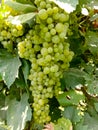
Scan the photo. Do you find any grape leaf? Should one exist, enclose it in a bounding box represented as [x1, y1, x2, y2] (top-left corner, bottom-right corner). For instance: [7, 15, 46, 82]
[62, 106, 83, 123]
[52, 0, 78, 13]
[21, 59, 30, 85]
[0, 73, 2, 81]
[83, 112, 98, 130]
[16, 0, 33, 5]
[85, 31, 98, 55]
[63, 68, 86, 89]
[89, 14, 98, 22]
[0, 92, 6, 121]
[57, 90, 85, 106]
[5, 0, 37, 13]
[0, 49, 21, 88]
[6, 93, 32, 130]
[94, 103, 98, 112]
[8, 12, 36, 24]
[74, 119, 88, 130]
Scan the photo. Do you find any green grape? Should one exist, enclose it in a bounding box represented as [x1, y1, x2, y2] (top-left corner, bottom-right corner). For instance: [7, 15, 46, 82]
[52, 35, 60, 44]
[59, 13, 69, 22]
[55, 23, 64, 33]
[53, 13, 60, 20]
[38, 9, 48, 20]
[39, 1, 46, 9]
[43, 67, 50, 74]
[47, 17, 53, 24]
[50, 28, 56, 35]
[48, 47, 53, 53]
[47, 7, 53, 15]
[53, 7, 59, 14]
[41, 47, 48, 56]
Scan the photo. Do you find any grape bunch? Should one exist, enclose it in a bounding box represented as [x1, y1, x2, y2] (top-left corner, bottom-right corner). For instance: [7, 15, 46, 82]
[0, 18, 24, 52]
[18, 0, 74, 124]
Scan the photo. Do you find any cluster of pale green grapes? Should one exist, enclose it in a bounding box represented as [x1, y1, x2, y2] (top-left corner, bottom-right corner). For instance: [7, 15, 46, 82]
[18, 0, 74, 124]
[0, 19, 24, 52]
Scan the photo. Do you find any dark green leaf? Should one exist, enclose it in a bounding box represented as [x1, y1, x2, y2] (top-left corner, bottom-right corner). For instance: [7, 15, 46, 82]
[0, 49, 21, 88]
[62, 106, 83, 123]
[8, 12, 36, 24]
[21, 59, 30, 85]
[57, 90, 85, 106]
[74, 119, 88, 130]
[63, 68, 86, 89]
[83, 112, 98, 130]
[86, 79, 98, 95]
[5, 0, 37, 13]
[6, 93, 32, 130]
[0, 73, 2, 81]
[0, 92, 6, 121]
[85, 31, 98, 55]
[52, 0, 78, 13]
[94, 103, 98, 112]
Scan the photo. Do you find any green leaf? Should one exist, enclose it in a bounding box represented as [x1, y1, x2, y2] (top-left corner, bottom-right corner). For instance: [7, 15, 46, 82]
[94, 103, 98, 112]
[89, 14, 98, 22]
[21, 59, 30, 85]
[8, 12, 36, 24]
[83, 112, 98, 130]
[6, 93, 32, 130]
[86, 79, 98, 95]
[57, 90, 85, 106]
[74, 119, 88, 130]
[0, 73, 2, 81]
[16, 0, 33, 5]
[63, 68, 86, 89]
[85, 31, 98, 55]
[5, 0, 37, 13]
[0, 92, 6, 121]
[62, 106, 83, 123]
[52, 0, 78, 13]
[0, 49, 21, 88]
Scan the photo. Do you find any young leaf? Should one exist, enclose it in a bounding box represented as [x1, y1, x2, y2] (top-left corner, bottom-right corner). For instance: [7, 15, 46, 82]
[6, 93, 32, 130]
[52, 0, 78, 13]
[57, 90, 85, 106]
[5, 0, 37, 13]
[8, 12, 36, 24]
[0, 49, 21, 88]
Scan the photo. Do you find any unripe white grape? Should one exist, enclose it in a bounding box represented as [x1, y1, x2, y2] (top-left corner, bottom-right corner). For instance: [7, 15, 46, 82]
[50, 28, 56, 35]
[48, 47, 53, 53]
[41, 47, 48, 56]
[55, 23, 64, 33]
[38, 9, 48, 20]
[47, 7, 53, 15]
[44, 67, 50, 74]
[59, 13, 69, 22]
[52, 35, 60, 44]
[47, 17, 53, 24]
[40, 1, 46, 9]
